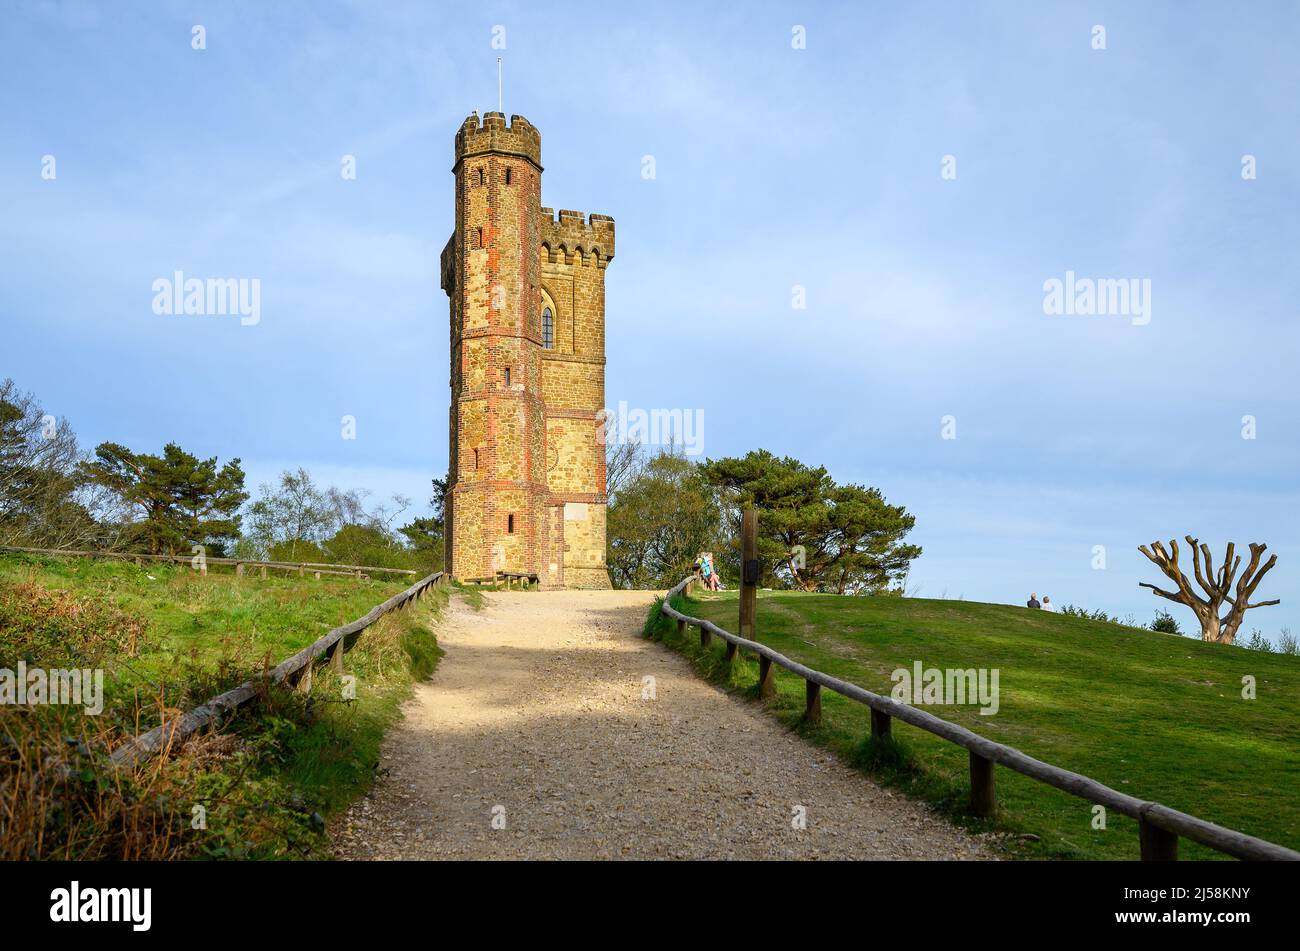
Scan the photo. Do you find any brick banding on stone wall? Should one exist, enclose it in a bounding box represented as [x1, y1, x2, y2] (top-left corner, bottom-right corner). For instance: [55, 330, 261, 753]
[442, 112, 613, 590]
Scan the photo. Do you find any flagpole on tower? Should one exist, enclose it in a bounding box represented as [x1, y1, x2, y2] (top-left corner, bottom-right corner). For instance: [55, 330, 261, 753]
[497, 57, 503, 113]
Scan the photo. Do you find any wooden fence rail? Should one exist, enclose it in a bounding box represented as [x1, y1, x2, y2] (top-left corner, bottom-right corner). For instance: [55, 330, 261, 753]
[0, 545, 418, 578]
[109, 571, 445, 768]
[659, 576, 1300, 862]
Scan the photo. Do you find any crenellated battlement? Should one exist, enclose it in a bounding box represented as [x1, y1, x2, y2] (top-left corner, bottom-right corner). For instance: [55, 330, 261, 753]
[538, 207, 615, 266]
[454, 111, 542, 170]
[445, 112, 613, 588]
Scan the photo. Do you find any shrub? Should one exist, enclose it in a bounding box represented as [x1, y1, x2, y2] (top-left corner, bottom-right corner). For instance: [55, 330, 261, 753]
[0, 581, 145, 666]
[1151, 610, 1182, 636]
[1241, 629, 1274, 652]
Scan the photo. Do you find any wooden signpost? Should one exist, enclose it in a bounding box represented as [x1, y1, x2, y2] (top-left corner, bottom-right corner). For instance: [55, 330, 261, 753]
[740, 508, 758, 640]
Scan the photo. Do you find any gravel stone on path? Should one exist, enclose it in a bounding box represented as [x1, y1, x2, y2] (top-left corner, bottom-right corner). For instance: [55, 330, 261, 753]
[333, 590, 994, 861]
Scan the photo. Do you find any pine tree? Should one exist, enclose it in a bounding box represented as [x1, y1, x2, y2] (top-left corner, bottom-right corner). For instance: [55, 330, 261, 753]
[81, 442, 247, 554]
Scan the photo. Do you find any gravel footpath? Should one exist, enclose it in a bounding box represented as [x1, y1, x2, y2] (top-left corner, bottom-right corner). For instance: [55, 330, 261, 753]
[333, 590, 993, 860]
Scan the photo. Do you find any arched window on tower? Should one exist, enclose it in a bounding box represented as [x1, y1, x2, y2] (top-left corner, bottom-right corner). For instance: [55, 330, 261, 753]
[542, 307, 554, 350]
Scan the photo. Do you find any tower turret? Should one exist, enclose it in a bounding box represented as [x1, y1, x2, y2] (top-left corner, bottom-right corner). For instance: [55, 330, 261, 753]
[444, 113, 548, 580]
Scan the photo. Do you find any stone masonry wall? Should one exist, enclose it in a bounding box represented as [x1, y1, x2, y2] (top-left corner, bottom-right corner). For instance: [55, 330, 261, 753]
[444, 113, 612, 588]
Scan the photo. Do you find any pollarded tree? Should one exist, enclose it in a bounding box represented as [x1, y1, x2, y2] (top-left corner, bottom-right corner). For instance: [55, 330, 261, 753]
[1137, 536, 1280, 645]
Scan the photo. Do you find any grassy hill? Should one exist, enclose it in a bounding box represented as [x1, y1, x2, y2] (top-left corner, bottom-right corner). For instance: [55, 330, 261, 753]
[0, 552, 447, 859]
[648, 588, 1300, 860]
[0, 553, 416, 688]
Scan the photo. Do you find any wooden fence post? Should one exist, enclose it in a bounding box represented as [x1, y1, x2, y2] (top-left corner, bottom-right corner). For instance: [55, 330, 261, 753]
[871, 708, 892, 741]
[969, 751, 996, 817]
[260, 565, 267, 579]
[803, 681, 822, 725]
[699, 624, 711, 648]
[758, 655, 775, 699]
[1139, 819, 1179, 861]
[235, 562, 244, 577]
[740, 508, 758, 640]
[675, 618, 685, 635]
[296, 663, 313, 695]
[330, 638, 344, 675]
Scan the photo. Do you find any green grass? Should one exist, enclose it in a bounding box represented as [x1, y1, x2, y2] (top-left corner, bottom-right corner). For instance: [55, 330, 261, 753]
[0, 552, 414, 687]
[645, 589, 1300, 860]
[0, 553, 454, 859]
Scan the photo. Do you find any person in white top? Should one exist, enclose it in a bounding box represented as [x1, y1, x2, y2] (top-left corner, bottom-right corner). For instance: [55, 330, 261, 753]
[1041, 596, 1056, 612]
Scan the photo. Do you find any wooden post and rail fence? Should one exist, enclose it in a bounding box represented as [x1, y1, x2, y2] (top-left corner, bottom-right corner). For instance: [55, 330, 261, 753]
[663, 508, 1300, 862]
[109, 570, 447, 768]
[0, 545, 420, 581]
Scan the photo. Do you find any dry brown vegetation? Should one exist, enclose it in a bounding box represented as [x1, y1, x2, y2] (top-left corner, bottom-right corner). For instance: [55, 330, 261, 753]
[1, 556, 444, 860]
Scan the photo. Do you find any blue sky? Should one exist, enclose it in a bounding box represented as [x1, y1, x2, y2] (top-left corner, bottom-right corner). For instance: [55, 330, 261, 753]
[3, 1, 1298, 639]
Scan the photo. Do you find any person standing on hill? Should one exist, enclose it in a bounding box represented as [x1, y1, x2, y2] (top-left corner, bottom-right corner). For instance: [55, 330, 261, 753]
[1041, 596, 1056, 612]
[1027, 593, 1041, 609]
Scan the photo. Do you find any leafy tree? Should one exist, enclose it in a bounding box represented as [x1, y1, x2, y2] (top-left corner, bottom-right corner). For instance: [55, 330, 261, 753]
[395, 477, 447, 571]
[322, 523, 408, 568]
[607, 451, 722, 589]
[397, 516, 443, 571]
[80, 442, 247, 554]
[702, 449, 920, 594]
[430, 476, 447, 527]
[266, 539, 327, 563]
[242, 468, 334, 560]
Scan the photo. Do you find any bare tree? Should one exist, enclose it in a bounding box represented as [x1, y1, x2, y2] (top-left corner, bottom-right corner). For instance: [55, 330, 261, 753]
[0, 378, 123, 549]
[597, 404, 646, 504]
[242, 467, 334, 559]
[324, 486, 409, 534]
[605, 437, 644, 503]
[241, 469, 411, 560]
[1138, 536, 1280, 644]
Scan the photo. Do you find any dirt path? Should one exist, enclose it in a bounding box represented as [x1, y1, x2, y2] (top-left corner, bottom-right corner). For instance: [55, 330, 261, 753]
[333, 590, 992, 860]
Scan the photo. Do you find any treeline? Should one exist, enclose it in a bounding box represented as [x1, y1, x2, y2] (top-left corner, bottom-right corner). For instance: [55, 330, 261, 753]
[3, 375, 924, 588]
[606, 443, 921, 594]
[0, 379, 444, 571]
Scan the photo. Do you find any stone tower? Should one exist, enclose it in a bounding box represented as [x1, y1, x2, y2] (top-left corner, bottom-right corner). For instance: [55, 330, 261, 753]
[440, 112, 613, 589]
